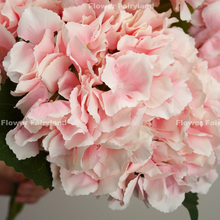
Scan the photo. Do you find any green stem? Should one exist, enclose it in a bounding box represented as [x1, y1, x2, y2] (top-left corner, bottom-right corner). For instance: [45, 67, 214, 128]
[6, 183, 24, 220]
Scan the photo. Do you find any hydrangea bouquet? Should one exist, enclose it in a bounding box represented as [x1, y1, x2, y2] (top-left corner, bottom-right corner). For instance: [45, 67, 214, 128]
[1, 0, 220, 219]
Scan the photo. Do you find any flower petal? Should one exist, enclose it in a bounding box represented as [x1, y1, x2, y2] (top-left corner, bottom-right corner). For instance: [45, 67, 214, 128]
[60, 169, 98, 196]
[17, 7, 63, 45]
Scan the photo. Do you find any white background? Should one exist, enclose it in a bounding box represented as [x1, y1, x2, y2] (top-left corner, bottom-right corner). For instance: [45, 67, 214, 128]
[0, 166, 220, 220]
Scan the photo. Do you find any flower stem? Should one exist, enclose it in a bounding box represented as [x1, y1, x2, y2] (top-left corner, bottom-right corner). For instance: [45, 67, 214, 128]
[6, 183, 24, 220]
[49, 91, 59, 102]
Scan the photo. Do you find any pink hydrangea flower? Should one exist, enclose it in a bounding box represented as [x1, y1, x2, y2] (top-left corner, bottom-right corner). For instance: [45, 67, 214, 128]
[3, 1, 220, 214]
[189, 0, 220, 84]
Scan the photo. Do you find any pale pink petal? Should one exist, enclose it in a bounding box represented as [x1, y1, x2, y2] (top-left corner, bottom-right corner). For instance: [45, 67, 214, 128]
[68, 87, 88, 132]
[87, 87, 100, 124]
[98, 108, 131, 133]
[36, 53, 62, 78]
[65, 132, 94, 149]
[145, 81, 192, 119]
[58, 70, 79, 100]
[42, 130, 60, 151]
[106, 31, 120, 50]
[123, 176, 139, 205]
[145, 77, 173, 108]
[92, 161, 113, 178]
[103, 53, 152, 99]
[187, 135, 212, 156]
[202, 2, 220, 32]
[41, 55, 72, 93]
[48, 154, 74, 171]
[144, 177, 167, 202]
[27, 100, 70, 121]
[191, 28, 209, 49]
[191, 169, 218, 194]
[199, 31, 220, 59]
[187, 73, 206, 109]
[51, 163, 63, 189]
[3, 42, 35, 83]
[60, 169, 98, 196]
[11, 78, 40, 96]
[48, 133, 68, 158]
[17, 7, 63, 45]
[108, 198, 129, 210]
[131, 143, 152, 165]
[0, 24, 15, 83]
[33, 29, 55, 64]
[62, 4, 96, 23]
[117, 36, 174, 74]
[67, 36, 97, 69]
[57, 124, 81, 141]
[109, 186, 123, 201]
[186, 152, 216, 177]
[208, 65, 220, 83]
[99, 148, 131, 171]
[180, 1, 191, 21]
[50, 146, 87, 171]
[101, 53, 153, 116]
[100, 57, 120, 93]
[134, 177, 145, 201]
[1, 2, 18, 31]
[65, 22, 93, 45]
[6, 126, 39, 160]
[0, 24, 15, 49]
[82, 145, 100, 170]
[15, 80, 49, 115]
[137, 160, 162, 177]
[147, 181, 185, 213]
[55, 27, 68, 54]
[14, 126, 50, 147]
[117, 35, 139, 52]
[93, 174, 121, 195]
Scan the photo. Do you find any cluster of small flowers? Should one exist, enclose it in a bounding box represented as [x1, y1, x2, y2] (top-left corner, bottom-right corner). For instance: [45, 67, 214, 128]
[1, 0, 220, 213]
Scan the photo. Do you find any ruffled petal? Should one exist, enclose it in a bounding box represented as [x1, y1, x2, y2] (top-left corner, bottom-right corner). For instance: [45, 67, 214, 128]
[17, 7, 63, 45]
[60, 168, 98, 196]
